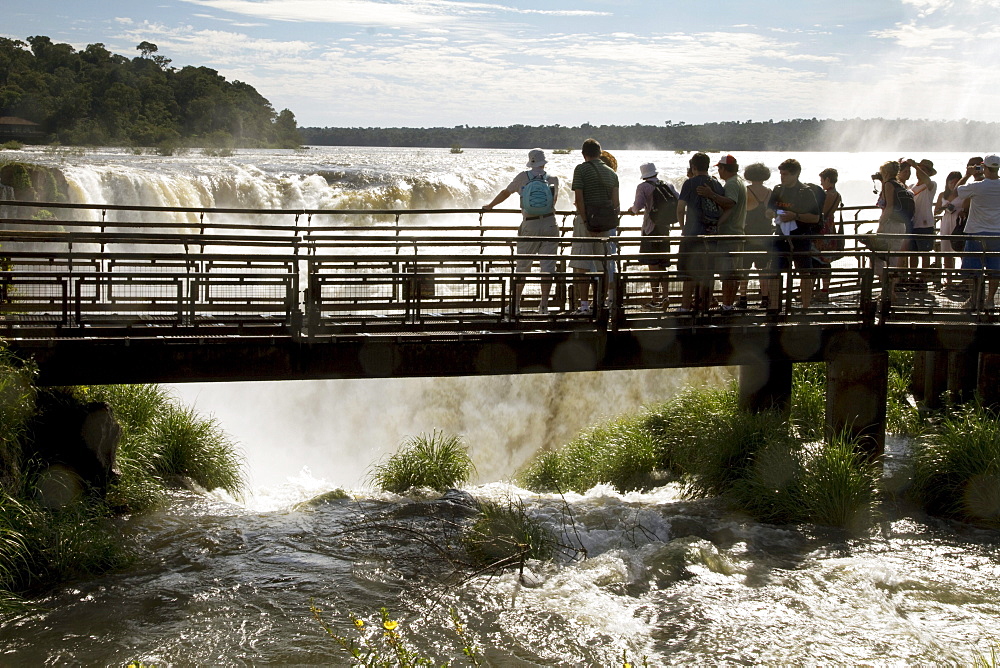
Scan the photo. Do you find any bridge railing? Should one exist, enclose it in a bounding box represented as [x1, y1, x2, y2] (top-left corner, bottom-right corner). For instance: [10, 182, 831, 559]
[2, 201, 997, 337]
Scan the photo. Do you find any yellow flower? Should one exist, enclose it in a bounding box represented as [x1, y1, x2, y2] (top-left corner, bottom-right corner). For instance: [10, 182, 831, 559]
[354, 619, 365, 629]
[383, 619, 398, 631]
[623, 663, 632, 668]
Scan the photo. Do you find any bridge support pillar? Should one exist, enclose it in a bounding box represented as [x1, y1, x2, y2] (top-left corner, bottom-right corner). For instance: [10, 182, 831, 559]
[922, 351, 951, 410]
[738, 362, 793, 415]
[948, 352, 979, 404]
[978, 353, 1000, 408]
[910, 351, 927, 402]
[826, 351, 888, 460]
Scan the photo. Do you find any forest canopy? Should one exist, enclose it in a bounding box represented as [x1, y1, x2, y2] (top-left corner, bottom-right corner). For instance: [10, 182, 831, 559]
[0, 36, 300, 148]
[300, 118, 1000, 153]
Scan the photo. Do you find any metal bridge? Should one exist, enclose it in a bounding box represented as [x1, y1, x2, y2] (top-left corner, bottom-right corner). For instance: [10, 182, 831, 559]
[0, 200, 996, 410]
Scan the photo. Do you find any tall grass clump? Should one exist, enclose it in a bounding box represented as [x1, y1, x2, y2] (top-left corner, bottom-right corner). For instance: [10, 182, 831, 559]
[795, 436, 880, 528]
[0, 495, 132, 592]
[684, 408, 795, 500]
[146, 403, 244, 495]
[641, 385, 738, 475]
[518, 378, 878, 529]
[370, 431, 474, 494]
[518, 415, 660, 494]
[79, 384, 245, 505]
[790, 362, 826, 440]
[462, 497, 554, 570]
[886, 350, 925, 436]
[0, 347, 36, 492]
[912, 403, 1000, 528]
[0, 362, 244, 602]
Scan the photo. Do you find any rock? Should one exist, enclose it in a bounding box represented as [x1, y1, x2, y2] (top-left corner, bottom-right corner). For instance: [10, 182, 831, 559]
[27, 391, 122, 507]
[35, 464, 85, 509]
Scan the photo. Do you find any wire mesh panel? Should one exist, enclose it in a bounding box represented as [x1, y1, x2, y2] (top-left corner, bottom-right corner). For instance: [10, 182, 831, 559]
[0, 274, 70, 326]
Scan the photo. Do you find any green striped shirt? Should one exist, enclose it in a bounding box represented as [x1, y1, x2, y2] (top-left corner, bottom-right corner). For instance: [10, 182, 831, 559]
[571, 159, 619, 204]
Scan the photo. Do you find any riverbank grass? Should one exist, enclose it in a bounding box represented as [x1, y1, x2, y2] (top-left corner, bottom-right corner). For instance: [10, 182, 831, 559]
[518, 381, 880, 530]
[1, 361, 246, 604]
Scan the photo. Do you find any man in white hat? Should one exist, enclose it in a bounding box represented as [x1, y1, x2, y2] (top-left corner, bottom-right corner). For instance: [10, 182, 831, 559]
[628, 162, 678, 307]
[483, 148, 559, 315]
[956, 153, 1000, 307]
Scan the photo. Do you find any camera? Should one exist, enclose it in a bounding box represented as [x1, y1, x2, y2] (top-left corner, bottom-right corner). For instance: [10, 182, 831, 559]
[871, 173, 883, 182]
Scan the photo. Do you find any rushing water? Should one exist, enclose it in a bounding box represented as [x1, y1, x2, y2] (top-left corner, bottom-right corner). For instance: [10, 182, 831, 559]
[1, 147, 998, 664]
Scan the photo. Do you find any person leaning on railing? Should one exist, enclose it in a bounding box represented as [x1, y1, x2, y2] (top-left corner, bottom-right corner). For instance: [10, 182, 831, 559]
[568, 138, 620, 315]
[956, 154, 1000, 308]
[482, 148, 559, 316]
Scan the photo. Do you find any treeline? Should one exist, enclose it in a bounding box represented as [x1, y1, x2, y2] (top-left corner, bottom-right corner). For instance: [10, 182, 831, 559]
[300, 118, 1000, 152]
[0, 36, 300, 148]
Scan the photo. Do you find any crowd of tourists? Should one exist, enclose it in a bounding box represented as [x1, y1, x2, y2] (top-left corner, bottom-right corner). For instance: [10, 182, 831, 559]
[483, 139, 1000, 314]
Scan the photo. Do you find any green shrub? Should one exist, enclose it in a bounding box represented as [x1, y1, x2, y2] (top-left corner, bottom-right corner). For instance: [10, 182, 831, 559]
[79, 384, 244, 503]
[522, 416, 659, 493]
[517, 449, 565, 493]
[912, 404, 1000, 528]
[1, 141, 23, 151]
[462, 497, 554, 569]
[370, 431, 474, 494]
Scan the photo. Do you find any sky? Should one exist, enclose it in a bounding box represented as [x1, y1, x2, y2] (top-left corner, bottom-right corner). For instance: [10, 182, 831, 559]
[5, 0, 1000, 128]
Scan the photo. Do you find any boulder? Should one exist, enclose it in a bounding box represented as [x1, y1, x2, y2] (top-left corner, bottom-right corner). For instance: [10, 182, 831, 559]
[28, 392, 121, 508]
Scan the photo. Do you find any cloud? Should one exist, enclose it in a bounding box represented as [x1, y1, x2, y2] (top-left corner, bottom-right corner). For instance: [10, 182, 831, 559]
[178, 0, 606, 30]
[871, 22, 965, 48]
[179, 0, 450, 28]
[116, 20, 316, 62]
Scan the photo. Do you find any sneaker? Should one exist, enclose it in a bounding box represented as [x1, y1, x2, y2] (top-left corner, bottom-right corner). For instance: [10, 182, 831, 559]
[720, 304, 735, 311]
[573, 306, 593, 316]
[671, 306, 691, 314]
[536, 305, 549, 315]
[644, 300, 663, 308]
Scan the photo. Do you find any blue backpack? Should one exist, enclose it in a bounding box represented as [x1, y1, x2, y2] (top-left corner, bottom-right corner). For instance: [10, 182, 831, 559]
[520, 172, 554, 216]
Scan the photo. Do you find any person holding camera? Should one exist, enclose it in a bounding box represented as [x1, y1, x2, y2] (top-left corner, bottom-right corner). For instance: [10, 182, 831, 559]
[956, 154, 1000, 308]
[906, 159, 938, 273]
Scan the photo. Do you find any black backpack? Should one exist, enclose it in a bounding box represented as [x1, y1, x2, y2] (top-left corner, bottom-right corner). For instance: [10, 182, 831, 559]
[892, 182, 915, 222]
[649, 181, 678, 228]
[698, 178, 723, 234]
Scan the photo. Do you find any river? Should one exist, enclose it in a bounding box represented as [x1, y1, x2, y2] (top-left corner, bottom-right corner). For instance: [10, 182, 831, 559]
[0, 146, 997, 664]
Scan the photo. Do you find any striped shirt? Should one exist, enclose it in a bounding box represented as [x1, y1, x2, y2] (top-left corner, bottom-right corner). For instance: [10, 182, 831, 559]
[571, 159, 619, 204]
